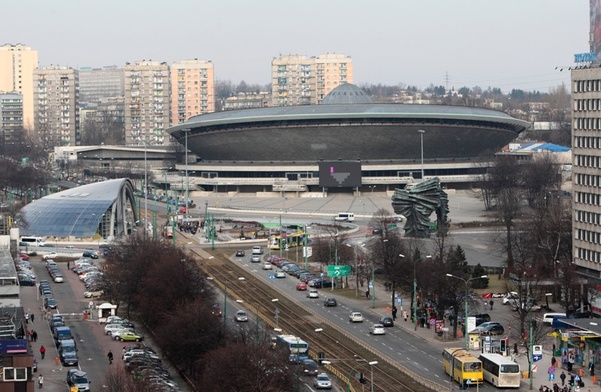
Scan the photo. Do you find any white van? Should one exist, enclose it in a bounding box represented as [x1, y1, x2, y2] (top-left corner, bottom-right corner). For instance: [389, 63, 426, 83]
[334, 212, 355, 222]
[543, 312, 566, 325]
[20, 236, 47, 247]
[252, 245, 263, 255]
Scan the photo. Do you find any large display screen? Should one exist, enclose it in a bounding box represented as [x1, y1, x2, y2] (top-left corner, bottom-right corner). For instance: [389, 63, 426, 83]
[318, 161, 362, 188]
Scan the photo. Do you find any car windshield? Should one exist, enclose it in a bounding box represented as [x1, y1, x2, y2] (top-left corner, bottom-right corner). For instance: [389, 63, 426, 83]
[317, 375, 329, 380]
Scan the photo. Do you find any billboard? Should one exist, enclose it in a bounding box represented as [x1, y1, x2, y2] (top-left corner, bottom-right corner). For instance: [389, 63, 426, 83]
[318, 161, 361, 188]
[592, 0, 601, 61]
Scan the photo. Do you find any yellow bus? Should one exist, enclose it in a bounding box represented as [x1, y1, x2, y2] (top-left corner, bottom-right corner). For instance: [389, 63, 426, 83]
[267, 231, 306, 250]
[442, 347, 483, 388]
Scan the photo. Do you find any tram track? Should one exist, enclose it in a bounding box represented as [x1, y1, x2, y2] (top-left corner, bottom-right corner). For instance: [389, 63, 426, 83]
[195, 248, 442, 392]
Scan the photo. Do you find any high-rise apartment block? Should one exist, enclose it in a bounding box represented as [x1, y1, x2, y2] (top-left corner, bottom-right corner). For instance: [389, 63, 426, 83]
[170, 59, 214, 125]
[79, 66, 124, 105]
[124, 61, 170, 145]
[0, 44, 38, 129]
[33, 66, 79, 147]
[271, 53, 352, 106]
[0, 92, 23, 156]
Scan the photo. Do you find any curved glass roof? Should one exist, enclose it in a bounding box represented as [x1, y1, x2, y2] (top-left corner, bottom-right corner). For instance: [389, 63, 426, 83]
[19, 179, 131, 238]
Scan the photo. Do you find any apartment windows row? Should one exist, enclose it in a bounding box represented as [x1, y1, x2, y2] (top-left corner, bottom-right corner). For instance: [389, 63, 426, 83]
[575, 191, 601, 205]
[575, 173, 601, 186]
[574, 79, 601, 93]
[576, 246, 601, 264]
[574, 154, 601, 168]
[574, 98, 601, 111]
[574, 116, 601, 130]
[575, 209, 601, 225]
[576, 228, 601, 245]
[574, 136, 601, 149]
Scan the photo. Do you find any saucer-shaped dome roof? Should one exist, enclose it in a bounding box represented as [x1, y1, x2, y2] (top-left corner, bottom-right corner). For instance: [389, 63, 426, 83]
[321, 83, 373, 105]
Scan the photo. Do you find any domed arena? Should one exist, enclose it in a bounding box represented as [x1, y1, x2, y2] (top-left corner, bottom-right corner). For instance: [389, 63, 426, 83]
[167, 84, 530, 194]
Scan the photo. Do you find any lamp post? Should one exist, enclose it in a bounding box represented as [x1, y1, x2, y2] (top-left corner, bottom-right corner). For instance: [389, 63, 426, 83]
[184, 129, 190, 218]
[368, 361, 378, 392]
[303, 225, 310, 271]
[413, 255, 431, 331]
[144, 142, 148, 237]
[418, 129, 425, 180]
[445, 273, 488, 349]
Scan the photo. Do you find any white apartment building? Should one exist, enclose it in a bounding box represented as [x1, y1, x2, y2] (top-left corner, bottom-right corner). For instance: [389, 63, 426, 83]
[170, 59, 214, 125]
[33, 66, 79, 147]
[0, 44, 38, 129]
[271, 53, 353, 106]
[124, 61, 170, 145]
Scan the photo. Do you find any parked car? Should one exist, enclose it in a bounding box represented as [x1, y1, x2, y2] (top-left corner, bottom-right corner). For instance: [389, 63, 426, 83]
[314, 373, 332, 389]
[43, 252, 59, 260]
[369, 324, 386, 335]
[307, 289, 319, 298]
[104, 324, 133, 337]
[324, 297, 337, 307]
[512, 299, 542, 312]
[349, 312, 364, 323]
[234, 310, 248, 322]
[313, 279, 334, 289]
[53, 273, 64, 283]
[44, 297, 58, 309]
[67, 370, 90, 391]
[118, 331, 144, 342]
[472, 321, 505, 335]
[379, 316, 394, 327]
[82, 250, 99, 259]
[502, 292, 519, 305]
[84, 290, 104, 298]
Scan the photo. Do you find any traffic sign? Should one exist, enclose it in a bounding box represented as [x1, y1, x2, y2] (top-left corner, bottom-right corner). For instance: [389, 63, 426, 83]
[368, 281, 373, 288]
[327, 265, 351, 277]
[302, 246, 313, 257]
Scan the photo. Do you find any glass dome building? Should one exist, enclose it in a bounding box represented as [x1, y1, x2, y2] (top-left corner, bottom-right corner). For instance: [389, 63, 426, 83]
[18, 178, 137, 240]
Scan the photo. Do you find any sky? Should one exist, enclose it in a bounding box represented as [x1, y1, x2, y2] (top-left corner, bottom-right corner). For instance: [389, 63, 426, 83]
[1, 0, 590, 93]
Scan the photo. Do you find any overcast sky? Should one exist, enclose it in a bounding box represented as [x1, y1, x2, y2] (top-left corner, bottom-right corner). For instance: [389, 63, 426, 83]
[1, 0, 589, 93]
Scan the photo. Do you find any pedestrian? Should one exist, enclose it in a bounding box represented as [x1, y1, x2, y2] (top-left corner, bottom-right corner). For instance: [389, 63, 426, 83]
[489, 300, 494, 310]
[25, 313, 29, 324]
[366, 289, 370, 299]
[67, 260, 70, 269]
[513, 343, 518, 355]
[39, 345, 45, 359]
[30, 313, 34, 323]
[392, 306, 398, 321]
[560, 371, 566, 386]
[122, 346, 127, 358]
[37, 374, 43, 389]
[32, 330, 38, 342]
[27, 330, 31, 341]
[107, 350, 113, 364]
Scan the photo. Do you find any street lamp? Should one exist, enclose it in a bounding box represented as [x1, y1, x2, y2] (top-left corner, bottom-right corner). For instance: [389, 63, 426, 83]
[183, 129, 190, 218]
[445, 273, 488, 349]
[144, 142, 148, 237]
[414, 255, 431, 331]
[418, 129, 425, 180]
[303, 225, 311, 271]
[368, 361, 378, 392]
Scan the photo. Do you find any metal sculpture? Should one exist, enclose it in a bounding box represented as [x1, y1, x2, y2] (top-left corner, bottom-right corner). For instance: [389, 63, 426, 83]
[391, 178, 449, 238]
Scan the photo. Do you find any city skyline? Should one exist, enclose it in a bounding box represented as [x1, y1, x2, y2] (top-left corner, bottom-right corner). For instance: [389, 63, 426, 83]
[2, 0, 589, 93]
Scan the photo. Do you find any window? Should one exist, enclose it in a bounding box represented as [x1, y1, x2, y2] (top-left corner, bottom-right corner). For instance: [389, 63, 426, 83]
[3, 367, 27, 381]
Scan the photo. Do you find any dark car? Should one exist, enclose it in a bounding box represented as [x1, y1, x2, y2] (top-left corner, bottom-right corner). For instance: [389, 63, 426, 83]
[211, 304, 222, 317]
[44, 297, 58, 309]
[313, 280, 334, 288]
[235, 250, 245, 257]
[379, 316, 394, 327]
[473, 321, 504, 335]
[302, 359, 319, 376]
[18, 277, 35, 286]
[324, 297, 337, 307]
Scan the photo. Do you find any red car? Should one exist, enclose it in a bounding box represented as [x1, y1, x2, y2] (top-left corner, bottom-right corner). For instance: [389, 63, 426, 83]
[296, 282, 308, 291]
[18, 254, 30, 261]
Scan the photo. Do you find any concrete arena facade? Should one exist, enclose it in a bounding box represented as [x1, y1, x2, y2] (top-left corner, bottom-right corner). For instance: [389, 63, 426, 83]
[167, 89, 530, 194]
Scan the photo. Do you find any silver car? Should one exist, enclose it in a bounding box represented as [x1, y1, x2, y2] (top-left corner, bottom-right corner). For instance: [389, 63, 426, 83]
[235, 310, 248, 322]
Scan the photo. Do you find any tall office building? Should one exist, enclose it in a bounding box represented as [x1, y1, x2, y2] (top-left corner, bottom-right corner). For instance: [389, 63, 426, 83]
[271, 53, 353, 107]
[33, 66, 79, 147]
[170, 59, 214, 125]
[79, 66, 124, 104]
[0, 92, 23, 156]
[0, 44, 38, 130]
[124, 61, 170, 145]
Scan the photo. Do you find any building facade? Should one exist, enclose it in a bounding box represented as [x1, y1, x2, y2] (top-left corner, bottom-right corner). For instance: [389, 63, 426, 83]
[170, 59, 214, 125]
[0, 44, 38, 130]
[271, 53, 353, 107]
[571, 67, 601, 279]
[33, 66, 79, 147]
[124, 61, 170, 146]
[0, 92, 23, 156]
[78, 66, 124, 105]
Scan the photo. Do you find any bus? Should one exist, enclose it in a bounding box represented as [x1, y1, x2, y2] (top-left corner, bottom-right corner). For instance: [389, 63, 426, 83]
[478, 353, 520, 388]
[20, 236, 47, 247]
[275, 335, 309, 362]
[442, 348, 483, 388]
[334, 212, 355, 222]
